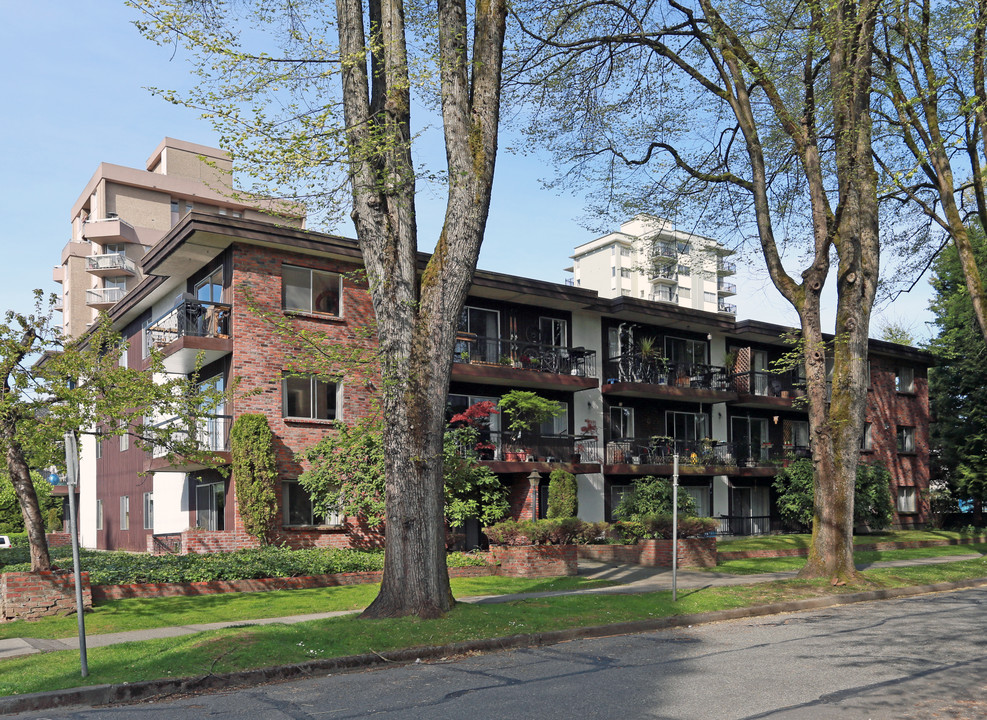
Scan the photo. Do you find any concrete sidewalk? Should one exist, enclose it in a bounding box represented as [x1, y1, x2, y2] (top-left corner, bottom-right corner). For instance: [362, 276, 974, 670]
[0, 553, 981, 661]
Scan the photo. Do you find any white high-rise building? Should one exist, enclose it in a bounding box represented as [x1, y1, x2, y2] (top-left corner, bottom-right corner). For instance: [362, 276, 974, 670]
[565, 215, 738, 315]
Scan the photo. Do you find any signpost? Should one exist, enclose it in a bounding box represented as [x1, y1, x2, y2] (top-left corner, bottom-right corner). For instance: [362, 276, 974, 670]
[63, 431, 88, 677]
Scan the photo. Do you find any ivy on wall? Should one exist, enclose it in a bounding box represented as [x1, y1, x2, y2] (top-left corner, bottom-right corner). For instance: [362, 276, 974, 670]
[230, 413, 279, 542]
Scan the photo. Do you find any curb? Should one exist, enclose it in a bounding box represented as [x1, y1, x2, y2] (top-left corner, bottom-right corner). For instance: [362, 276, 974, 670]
[2, 576, 986, 714]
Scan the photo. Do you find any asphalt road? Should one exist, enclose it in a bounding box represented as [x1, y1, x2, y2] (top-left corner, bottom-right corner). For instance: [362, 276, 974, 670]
[12, 587, 987, 719]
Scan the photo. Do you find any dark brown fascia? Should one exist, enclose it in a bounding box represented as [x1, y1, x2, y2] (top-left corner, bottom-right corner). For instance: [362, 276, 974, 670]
[732, 319, 936, 365]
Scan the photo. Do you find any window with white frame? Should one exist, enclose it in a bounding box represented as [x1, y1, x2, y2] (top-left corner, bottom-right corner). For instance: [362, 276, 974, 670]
[861, 423, 873, 450]
[539, 317, 567, 347]
[897, 426, 915, 452]
[283, 375, 339, 420]
[282, 481, 340, 526]
[896, 366, 915, 393]
[704, 291, 717, 304]
[120, 495, 130, 531]
[610, 406, 635, 439]
[620, 246, 631, 256]
[120, 428, 129, 452]
[143, 492, 154, 530]
[96, 500, 103, 531]
[282, 264, 342, 316]
[95, 434, 102, 460]
[896, 486, 917, 513]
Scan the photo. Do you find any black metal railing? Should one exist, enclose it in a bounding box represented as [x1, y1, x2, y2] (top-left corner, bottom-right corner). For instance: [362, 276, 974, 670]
[717, 515, 772, 536]
[729, 369, 805, 398]
[144, 299, 232, 356]
[604, 356, 730, 391]
[152, 533, 183, 554]
[603, 438, 811, 467]
[453, 334, 597, 378]
[456, 429, 600, 464]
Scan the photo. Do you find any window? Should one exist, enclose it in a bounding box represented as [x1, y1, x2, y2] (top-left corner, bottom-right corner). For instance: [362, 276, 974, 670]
[665, 336, 708, 367]
[896, 366, 915, 393]
[195, 266, 224, 303]
[143, 492, 154, 530]
[104, 243, 126, 256]
[611, 484, 633, 513]
[791, 420, 810, 449]
[282, 264, 342, 315]
[95, 434, 102, 460]
[861, 423, 873, 450]
[677, 264, 691, 276]
[611, 266, 616, 277]
[897, 426, 915, 452]
[195, 481, 225, 531]
[120, 429, 129, 452]
[896, 486, 917, 514]
[283, 375, 339, 420]
[677, 241, 691, 254]
[120, 495, 130, 531]
[704, 291, 716, 304]
[610, 406, 635, 439]
[669, 411, 710, 442]
[679, 287, 691, 300]
[95, 500, 103, 531]
[282, 481, 340, 526]
[539, 317, 567, 347]
[620, 268, 631, 278]
[458, 306, 500, 362]
[621, 247, 631, 256]
[104, 276, 127, 292]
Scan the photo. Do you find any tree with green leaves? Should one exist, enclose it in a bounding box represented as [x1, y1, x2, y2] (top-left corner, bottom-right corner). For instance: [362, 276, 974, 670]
[546, 468, 578, 518]
[0, 470, 61, 534]
[926, 228, 987, 516]
[0, 295, 228, 571]
[774, 459, 893, 530]
[612, 476, 698, 522]
[132, 0, 509, 618]
[512, 0, 882, 582]
[297, 414, 509, 531]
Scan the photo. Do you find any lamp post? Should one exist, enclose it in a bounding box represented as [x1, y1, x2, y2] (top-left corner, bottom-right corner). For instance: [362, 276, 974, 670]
[672, 453, 679, 602]
[63, 431, 88, 677]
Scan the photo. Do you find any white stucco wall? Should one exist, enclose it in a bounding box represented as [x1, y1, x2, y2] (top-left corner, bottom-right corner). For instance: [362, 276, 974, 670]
[77, 433, 98, 548]
[152, 472, 191, 534]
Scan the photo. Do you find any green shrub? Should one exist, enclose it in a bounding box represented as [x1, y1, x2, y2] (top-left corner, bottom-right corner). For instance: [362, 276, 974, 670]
[638, 514, 717, 539]
[230, 414, 279, 543]
[546, 469, 578, 518]
[612, 476, 698, 521]
[773, 459, 894, 530]
[483, 518, 594, 546]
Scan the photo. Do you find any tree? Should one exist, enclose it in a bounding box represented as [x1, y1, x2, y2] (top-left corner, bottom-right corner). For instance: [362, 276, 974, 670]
[612, 476, 698, 521]
[229, 414, 280, 543]
[773, 459, 893, 530]
[876, 319, 916, 346]
[133, 0, 509, 618]
[512, 0, 882, 581]
[926, 228, 987, 516]
[297, 413, 509, 531]
[546, 468, 578, 518]
[0, 470, 61, 534]
[874, 0, 987, 343]
[0, 295, 228, 571]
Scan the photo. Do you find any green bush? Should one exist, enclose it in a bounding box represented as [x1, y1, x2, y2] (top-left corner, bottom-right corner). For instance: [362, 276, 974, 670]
[637, 514, 718, 539]
[773, 459, 894, 530]
[612, 476, 698, 521]
[1, 546, 488, 584]
[546, 469, 578, 518]
[483, 518, 596, 546]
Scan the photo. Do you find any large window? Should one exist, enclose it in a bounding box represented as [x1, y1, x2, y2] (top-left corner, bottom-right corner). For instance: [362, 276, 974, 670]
[195, 266, 224, 303]
[282, 481, 340, 526]
[896, 486, 917, 514]
[610, 406, 635, 439]
[283, 375, 339, 420]
[458, 306, 500, 362]
[282, 265, 342, 316]
[896, 367, 915, 393]
[120, 495, 130, 531]
[195, 481, 225, 531]
[897, 426, 916, 453]
[665, 336, 708, 368]
[668, 411, 710, 442]
[539, 317, 567, 347]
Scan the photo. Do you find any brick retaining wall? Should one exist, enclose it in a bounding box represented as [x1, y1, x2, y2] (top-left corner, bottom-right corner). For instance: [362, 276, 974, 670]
[578, 538, 717, 569]
[718, 536, 987, 561]
[91, 565, 495, 601]
[490, 545, 578, 577]
[1, 571, 92, 621]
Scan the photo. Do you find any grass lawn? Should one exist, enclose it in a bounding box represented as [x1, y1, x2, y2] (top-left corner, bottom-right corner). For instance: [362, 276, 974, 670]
[2, 557, 986, 698]
[716, 529, 986, 553]
[0, 575, 613, 642]
[706, 542, 987, 575]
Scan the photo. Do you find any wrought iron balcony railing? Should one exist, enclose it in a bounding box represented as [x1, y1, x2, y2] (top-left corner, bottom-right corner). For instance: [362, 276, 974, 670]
[143, 299, 232, 356]
[151, 414, 231, 459]
[454, 429, 601, 464]
[453, 334, 597, 378]
[604, 356, 730, 391]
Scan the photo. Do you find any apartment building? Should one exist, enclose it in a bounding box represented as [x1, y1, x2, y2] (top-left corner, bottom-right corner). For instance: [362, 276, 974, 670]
[566, 215, 738, 315]
[71, 212, 932, 553]
[53, 138, 305, 339]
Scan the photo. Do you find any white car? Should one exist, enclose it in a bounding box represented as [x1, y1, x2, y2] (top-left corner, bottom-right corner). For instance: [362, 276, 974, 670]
[0, 536, 11, 549]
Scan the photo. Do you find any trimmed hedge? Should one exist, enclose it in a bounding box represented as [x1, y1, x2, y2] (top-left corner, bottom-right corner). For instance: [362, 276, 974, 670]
[483, 516, 717, 546]
[1, 545, 488, 585]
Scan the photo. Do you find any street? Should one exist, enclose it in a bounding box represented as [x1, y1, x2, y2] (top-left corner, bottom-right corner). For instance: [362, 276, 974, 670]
[12, 587, 987, 719]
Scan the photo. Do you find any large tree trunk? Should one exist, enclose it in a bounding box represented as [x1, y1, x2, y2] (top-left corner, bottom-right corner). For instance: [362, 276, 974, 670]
[3, 425, 52, 572]
[336, 0, 506, 618]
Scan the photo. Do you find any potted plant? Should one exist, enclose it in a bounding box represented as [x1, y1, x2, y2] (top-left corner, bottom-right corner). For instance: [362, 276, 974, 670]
[499, 390, 564, 461]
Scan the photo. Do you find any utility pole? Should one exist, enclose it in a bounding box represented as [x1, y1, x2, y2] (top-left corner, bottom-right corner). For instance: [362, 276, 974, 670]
[64, 430, 88, 677]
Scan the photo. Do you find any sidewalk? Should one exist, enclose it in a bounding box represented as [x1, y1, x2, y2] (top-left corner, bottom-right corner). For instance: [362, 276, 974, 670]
[1, 553, 979, 662]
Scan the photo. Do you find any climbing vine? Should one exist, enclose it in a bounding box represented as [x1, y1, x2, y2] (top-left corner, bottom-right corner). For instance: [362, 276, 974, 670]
[230, 413, 280, 543]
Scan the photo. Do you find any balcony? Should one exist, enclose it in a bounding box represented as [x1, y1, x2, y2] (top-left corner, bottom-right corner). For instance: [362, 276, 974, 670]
[462, 430, 601, 471]
[149, 414, 232, 471]
[730, 369, 806, 409]
[650, 241, 677, 260]
[717, 259, 737, 275]
[718, 301, 737, 314]
[649, 288, 679, 304]
[650, 263, 678, 284]
[143, 299, 232, 374]
[452, 334, 598, 391]
[603, 357, 737, 402]
[85, 287, 125, 310]
[86, 253, 138, 277]
[717, 280, 737, 296]
[604, 438, 807, 475]
[81, 216, 141, 244]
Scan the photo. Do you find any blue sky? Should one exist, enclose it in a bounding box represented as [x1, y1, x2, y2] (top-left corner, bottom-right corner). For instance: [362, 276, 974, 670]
[0, 2, 935, 342]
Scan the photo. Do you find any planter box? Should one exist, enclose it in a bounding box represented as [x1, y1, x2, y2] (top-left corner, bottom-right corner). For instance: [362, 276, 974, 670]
[490, 544, 578, 577]
[578, 537, 717, 569]
[0, 570, 92, 621]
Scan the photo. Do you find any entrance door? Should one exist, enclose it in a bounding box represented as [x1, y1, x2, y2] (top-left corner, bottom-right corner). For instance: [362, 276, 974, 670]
[731, 487, 752, 535]
[195, 482, 226, 531]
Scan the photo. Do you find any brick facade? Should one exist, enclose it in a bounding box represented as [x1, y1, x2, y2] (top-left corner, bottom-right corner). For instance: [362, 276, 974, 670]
[490, 544, 578, 577]
[578, 538, 717, 569]
[1, 571, 92, 621]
